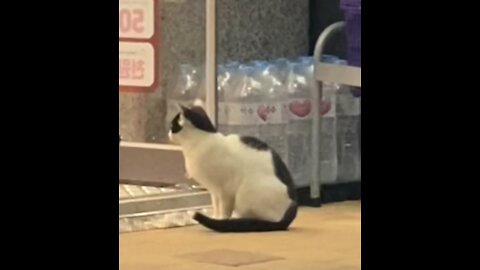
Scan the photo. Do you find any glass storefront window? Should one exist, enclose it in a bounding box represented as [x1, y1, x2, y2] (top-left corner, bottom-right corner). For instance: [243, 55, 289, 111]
[119, 0, 359, 191]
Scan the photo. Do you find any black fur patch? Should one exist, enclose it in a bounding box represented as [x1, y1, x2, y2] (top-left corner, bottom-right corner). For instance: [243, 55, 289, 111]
[240, 136, 297, 201]
[182, 106, 216, 133]
[271, 150, 297, 201]
[240, 136, 269, 151]
[170, 113, 183, 134]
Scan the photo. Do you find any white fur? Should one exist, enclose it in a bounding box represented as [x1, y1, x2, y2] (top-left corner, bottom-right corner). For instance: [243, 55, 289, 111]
[170, 116, 292, 222]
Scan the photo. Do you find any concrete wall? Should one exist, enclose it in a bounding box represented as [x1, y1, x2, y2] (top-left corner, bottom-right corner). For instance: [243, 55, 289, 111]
[309, 0, 346, 57]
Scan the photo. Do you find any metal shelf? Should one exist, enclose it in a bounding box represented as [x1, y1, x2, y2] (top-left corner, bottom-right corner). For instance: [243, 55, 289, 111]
[119, 184, 212, 233]
[311, 21, 361, 202]
[120, 187, 211, 216]
[315, 63, 361, 87]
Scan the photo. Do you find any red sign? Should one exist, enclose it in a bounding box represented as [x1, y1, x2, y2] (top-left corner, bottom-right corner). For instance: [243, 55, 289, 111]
[119, 0, 159, 93]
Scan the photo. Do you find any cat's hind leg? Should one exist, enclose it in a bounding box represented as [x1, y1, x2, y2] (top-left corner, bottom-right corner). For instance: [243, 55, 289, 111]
[235, 180, 290, 222]
[211, 193, 220, 219]
[218, 194, 235, 219]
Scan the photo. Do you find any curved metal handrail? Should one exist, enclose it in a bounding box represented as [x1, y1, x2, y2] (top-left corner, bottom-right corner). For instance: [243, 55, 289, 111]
[310, 22, 346, 201]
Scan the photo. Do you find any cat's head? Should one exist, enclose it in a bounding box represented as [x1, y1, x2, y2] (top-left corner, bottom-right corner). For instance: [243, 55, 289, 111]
[168, 99, 216, 144]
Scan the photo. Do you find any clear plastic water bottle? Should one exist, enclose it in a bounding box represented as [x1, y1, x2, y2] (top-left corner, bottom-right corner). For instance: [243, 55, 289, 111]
[255, 61, 289, 164]
[221, 63, 262, 138]
[287, 57, 313, 187]
[166, 64, 203, 130]
[335, 59, 361, 182]
[319, 76, 338, 184]
[318, 55, 339, 184]
[217, 62, 239, 134]
[272, 58, 291, 85]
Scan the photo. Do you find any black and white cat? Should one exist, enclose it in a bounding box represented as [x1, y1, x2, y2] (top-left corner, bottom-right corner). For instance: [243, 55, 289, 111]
[168, 101, 297, 232]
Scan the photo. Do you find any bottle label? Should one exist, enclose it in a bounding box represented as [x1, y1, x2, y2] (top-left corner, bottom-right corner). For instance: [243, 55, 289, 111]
[288, 98, 313, 120]
[218, 102, 260, 125]
[220, 102, 288, 125]
[256, 102, 287, 124]
[321, 92, 336, 118]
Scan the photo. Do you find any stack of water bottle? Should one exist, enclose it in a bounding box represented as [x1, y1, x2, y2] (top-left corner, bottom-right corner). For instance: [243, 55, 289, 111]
[166, 55, 361, 187]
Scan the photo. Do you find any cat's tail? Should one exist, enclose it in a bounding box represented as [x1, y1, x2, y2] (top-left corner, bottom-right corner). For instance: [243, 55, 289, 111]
[192, 201, 297, 233]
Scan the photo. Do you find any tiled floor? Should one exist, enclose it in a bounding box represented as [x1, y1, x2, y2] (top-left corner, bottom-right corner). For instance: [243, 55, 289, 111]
[120, 201, 361, 270]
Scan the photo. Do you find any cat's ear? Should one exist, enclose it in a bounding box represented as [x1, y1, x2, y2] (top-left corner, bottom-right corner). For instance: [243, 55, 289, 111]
[175, 103, 188, 113]
[180, 105, 189, 112]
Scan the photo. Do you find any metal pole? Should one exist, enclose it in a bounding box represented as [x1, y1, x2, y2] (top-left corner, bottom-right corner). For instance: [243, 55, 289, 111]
[311, 22, 345, 201]
[205, 0, 218, 126]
